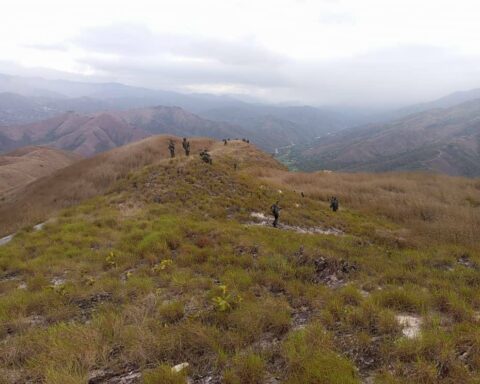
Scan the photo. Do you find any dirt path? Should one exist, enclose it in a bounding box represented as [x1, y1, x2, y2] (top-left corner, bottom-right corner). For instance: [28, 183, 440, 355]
[247, 212, 344, 236]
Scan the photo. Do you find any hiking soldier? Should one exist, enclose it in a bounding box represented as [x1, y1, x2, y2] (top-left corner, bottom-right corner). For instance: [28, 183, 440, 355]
[182, 137, 190, 156]
[223, 139, 228, 145]
[330, 196, 339, 212]
[200, 149, 212, 164]
[168, 140, 175, 158]
[271, 201, 281, 228]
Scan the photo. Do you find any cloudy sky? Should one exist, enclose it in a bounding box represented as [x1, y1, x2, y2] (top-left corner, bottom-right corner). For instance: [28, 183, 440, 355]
[1, 0, 480, 106]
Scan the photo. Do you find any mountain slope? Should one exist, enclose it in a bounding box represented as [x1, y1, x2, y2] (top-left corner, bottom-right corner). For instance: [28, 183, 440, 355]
[0, 107, 248, 156]
[0, 146, 81, 197]
[288, 99, 480, 176]
[0, 138, 479, 383]
[0, 135, 219, 235]
[396, 88, 480, 117]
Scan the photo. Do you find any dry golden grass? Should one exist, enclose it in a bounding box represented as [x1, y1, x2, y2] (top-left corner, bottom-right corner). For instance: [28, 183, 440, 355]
[0, 136, 216, 236]
[0, 138, 282, 237]
[252, 168, 480, 248]
[0, 146, 81, 197]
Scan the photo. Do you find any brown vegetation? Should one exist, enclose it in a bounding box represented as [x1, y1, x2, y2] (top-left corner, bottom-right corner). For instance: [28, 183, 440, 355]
[1, 139, 480, 383]
[0, 136, 218, 236]
[252, 168, 480, 248]
[0, 146, 81, 197]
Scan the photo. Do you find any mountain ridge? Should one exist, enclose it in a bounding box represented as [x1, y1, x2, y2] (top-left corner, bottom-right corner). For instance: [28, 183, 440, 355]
[287, 98, 480, 176]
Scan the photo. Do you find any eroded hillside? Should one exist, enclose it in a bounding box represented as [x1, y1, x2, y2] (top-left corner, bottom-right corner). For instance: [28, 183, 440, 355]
[0, 139, 479, 384]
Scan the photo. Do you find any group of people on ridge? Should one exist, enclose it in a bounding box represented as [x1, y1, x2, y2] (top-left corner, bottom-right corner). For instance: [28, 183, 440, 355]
[270, 196, 340, 228]
[167, 138, 212, 164]
[223, 138, 250, 145]
[168, 138, 191, 158]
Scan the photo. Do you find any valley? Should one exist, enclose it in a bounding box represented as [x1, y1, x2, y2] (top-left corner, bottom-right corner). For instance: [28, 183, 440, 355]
[286, 99, 480, 177]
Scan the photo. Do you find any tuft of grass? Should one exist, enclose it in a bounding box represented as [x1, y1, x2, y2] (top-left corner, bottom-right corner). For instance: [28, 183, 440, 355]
[142, 364, 187, 384]
[282, 323, 359, 384]
[223, 353, 265, 384]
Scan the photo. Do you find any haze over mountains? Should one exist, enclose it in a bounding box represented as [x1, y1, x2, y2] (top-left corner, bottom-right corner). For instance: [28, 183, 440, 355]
[1, 72, 480, 176]
[288, 98, 480, 177]
[0, 73, 366, 153]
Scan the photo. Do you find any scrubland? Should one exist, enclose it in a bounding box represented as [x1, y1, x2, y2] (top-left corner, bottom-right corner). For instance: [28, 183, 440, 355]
[0, 139, 479, 383]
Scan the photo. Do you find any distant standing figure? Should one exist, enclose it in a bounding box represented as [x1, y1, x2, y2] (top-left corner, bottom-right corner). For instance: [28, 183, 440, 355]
[233, 163, 238, 171]
[223, 139, 228, 145]
[168, 140, 175, 158]
[271, 201, 281, 228]
[182, 137, 190, 156]
[330, 196, 339, 212]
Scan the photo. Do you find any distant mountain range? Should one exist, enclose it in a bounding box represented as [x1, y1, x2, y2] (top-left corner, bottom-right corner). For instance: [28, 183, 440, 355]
[2, 72, 480, 176]
[0, 73, 370, 152]
[288, 99, 480, 177]
[0, 106, 251, 156]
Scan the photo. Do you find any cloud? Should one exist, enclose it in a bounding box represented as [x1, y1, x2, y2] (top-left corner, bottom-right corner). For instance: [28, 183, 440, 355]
[73, 24, 287, 67]
[23, 42, 69, 52]
[20, 23, 480, 107]
[281, 45, 480, 106]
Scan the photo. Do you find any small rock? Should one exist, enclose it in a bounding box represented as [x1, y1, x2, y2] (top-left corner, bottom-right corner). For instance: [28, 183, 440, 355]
[396, 314, 422, 339]
[172, 362, 189, 373]
[0, 234, 14, 246]
[51, 277, 66, 286]
[33, 222, 46, 231]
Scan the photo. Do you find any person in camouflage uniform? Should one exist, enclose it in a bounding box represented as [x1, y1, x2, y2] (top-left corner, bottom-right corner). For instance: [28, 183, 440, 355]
[168, 140, 175, 158]
[330, 196, 339, 212]
[271, 201, 281, 228]
[199, 149, 212, 164]
[182, 137, 190, 156]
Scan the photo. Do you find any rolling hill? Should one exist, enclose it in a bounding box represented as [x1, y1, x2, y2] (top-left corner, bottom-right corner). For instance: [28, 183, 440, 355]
[287, 99, 480, 176]
[0, 137, 479, 383]
[0, 146, 81, 197]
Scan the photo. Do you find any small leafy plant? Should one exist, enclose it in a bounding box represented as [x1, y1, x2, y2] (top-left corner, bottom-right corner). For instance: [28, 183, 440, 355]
[212, 284, 242, 312]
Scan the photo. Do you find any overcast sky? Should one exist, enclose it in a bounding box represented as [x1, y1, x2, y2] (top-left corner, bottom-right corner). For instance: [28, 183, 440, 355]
[1, 0, 480, 107]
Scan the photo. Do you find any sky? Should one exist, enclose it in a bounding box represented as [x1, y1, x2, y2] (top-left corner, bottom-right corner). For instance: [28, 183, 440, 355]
[1, 0, 480, 107]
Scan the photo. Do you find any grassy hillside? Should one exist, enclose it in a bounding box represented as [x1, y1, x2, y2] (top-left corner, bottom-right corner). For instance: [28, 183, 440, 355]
[0, 136, 215, 236]
[0, 146, 81, 198]
[0, 139, 479, 383]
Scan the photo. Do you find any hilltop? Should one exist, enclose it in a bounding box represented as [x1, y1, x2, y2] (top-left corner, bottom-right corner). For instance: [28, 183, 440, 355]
[0, 138, 479, 384]
[0, 146, 81, 197]
[287, 99, 480, 176]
